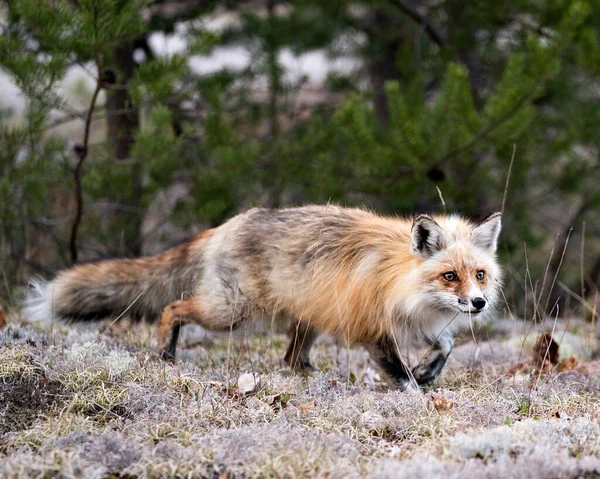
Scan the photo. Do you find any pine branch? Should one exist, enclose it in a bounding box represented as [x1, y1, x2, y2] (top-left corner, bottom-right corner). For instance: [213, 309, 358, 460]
[385, 74, 547, 185]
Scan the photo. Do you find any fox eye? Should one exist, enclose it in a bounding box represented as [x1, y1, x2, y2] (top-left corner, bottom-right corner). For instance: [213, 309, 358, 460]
[442, 272, 458, 282]
[476, 270, 485, 280]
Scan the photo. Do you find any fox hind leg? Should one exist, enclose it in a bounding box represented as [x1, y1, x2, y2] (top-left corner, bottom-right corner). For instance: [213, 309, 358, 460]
[158, 298, 246, 361]
[158, 300, 199, 361]
[411, 333, 454, 386]
[284, 321, 319, 372]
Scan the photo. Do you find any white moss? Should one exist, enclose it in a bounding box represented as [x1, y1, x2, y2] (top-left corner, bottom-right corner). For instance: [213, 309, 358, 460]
[104, 350, 137, 375]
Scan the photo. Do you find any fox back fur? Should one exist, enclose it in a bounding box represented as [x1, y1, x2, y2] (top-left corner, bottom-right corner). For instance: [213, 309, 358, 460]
[24, 205, 502, 389]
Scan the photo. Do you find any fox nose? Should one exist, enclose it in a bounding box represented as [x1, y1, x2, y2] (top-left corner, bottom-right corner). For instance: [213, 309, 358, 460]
[472, 297, 486, 310]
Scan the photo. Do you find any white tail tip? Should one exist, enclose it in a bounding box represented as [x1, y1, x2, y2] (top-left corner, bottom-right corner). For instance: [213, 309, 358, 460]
[23, 278, 56, 323]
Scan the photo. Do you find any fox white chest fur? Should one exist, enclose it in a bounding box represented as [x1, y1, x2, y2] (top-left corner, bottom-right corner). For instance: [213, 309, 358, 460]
[25, 205, 502, 389]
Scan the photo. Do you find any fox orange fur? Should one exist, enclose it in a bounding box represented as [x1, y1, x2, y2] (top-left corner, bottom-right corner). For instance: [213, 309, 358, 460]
[24, 205, 502, 389]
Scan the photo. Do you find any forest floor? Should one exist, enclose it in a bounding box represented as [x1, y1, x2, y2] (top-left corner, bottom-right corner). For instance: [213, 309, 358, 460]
[1, 312, 600, 478]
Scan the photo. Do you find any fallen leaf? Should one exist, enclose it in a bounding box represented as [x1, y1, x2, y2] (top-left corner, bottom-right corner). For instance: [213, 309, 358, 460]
[533, 332, 559, 368]
[298, 400, 316, 415]
[557, 355, 579, 372]
[236, 373, 261, 395]
[429, 395, 453, 412]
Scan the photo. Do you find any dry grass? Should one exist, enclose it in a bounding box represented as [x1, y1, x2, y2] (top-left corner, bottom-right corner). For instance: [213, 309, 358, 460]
[1, 315, 600, 478]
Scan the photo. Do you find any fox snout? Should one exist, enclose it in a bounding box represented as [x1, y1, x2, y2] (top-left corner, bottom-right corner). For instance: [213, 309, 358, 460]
[458, 296, 487, 312]
[471, 297, 486, 310]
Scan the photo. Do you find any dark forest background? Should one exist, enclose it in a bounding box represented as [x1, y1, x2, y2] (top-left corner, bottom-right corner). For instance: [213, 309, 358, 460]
[1, 0, 599, 321]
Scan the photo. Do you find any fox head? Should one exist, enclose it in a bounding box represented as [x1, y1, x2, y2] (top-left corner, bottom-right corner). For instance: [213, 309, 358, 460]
[409, 213, 502, 319]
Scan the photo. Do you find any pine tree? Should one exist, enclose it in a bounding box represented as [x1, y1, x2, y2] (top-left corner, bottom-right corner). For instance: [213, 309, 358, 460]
[2, 0, 600, 317]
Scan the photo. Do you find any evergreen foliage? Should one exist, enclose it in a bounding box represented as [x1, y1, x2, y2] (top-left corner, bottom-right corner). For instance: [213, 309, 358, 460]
[1, 0, 600, 316]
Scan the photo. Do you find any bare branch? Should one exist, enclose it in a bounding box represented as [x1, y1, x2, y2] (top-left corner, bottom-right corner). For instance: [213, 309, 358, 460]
[389, 0, 447, 47]
[69, 2, 102, 264]
[69, 80, 102, 263]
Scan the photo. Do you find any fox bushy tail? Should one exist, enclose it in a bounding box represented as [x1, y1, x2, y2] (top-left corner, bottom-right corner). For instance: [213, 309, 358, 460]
[24, 238, 204, 324]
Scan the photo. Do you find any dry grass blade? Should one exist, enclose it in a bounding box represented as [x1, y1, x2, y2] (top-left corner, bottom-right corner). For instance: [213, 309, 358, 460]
[501, 144, 516, 217]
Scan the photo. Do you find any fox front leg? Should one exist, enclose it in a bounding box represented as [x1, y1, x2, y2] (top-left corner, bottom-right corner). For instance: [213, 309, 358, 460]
[365, 334, 416, 390]
[411, 333, 454, 386]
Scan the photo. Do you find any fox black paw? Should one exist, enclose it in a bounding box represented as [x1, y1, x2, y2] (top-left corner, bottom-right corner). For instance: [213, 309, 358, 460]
[412, 359, 444, 386]
[298, 361, 316, 373]
[286, 359, 315, 373]
[160, 349, 176, 362]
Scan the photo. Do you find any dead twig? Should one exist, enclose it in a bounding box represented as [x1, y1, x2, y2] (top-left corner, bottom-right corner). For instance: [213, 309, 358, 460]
[69, 3, 102, 264]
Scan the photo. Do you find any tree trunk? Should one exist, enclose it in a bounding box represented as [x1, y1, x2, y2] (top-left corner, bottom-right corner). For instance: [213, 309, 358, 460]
[367, 9, 401, 124]
[105, 41, 142, 256]
[106, 41, 139, 161]
[266, 0, 279, 140]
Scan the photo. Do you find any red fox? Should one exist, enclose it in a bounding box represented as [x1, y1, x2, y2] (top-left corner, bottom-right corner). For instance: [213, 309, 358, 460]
[24, 206, 502, 389]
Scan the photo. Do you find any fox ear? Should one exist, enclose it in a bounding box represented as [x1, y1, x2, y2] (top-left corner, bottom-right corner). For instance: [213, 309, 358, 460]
[410, 215, 447, 258]
[472, 212, 502, 252]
